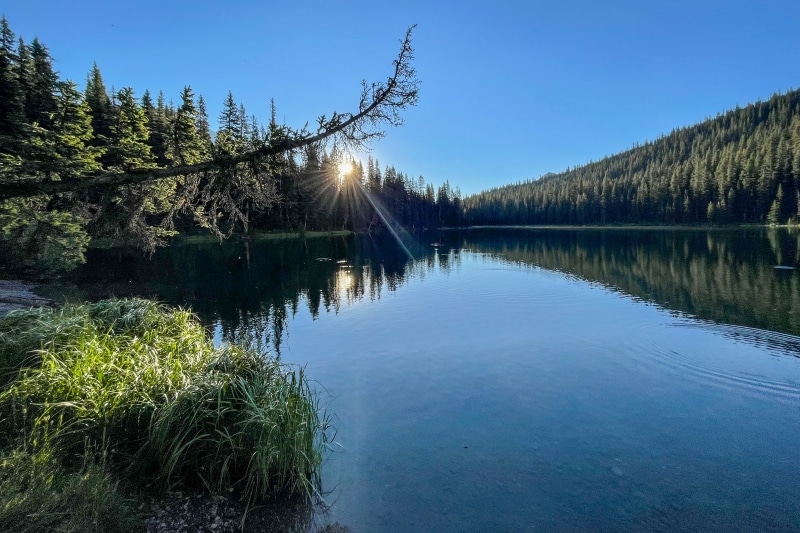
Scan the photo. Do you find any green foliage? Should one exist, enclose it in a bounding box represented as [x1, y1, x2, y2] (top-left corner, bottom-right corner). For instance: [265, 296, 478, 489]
[171, 86, 205, 165]
[24, 38, 58, 130]
[23, 81, 103, 180]
[106, 87, 155, 171]
[0, 446, 139, 533]
[196, 94, 213, 154]
[0, 17, 423, 274]
[0, 17, 26, 145]
[84, 64, 112, 131]
[216, 91, 245, 154]
[767, 183, 784, 224]
[148, 347, 324, 504]
[0, 299, 328, 506]
[0, 197, 90, 273]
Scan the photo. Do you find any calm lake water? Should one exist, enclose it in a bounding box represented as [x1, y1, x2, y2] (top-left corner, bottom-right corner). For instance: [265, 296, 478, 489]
[72, 227, 800, 532]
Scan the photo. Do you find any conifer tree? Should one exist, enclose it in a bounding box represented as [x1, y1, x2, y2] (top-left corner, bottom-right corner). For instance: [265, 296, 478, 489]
[767, 183, 784, 224]
[171, 86, 204, 165]
[0, 17, 26, 158]
[238, 103, 251, 144]
[142, 90, 171, 167]
[107, 87, 155, 170]
[0, 22, 420, 270]
[0, 80, 100, 272]
[369, 158, 382, 193]
[85, 63, 114, 167]
[25, 80, 103, 179]
[25, 38, 58, 130]
[196, 94, 213, 153]
[14, 37, 32, 106]
[216, 91, 245, 155]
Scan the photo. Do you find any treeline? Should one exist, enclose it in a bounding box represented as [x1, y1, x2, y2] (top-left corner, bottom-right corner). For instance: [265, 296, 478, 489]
[0, 17, 458, 273]
[318, 156, 462, 232]
[463, 89, 800, 226]
[243, 150, 463, 234]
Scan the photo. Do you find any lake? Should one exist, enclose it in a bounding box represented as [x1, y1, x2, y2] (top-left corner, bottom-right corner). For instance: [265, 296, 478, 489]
[71, 227, 800, 532]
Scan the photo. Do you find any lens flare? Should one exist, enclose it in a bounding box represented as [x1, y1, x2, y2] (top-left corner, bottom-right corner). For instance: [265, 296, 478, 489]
[354, 180, 415, 261]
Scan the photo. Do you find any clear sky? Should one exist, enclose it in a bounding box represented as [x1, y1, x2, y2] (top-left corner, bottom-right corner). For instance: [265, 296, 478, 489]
[3, 0, 799, 195]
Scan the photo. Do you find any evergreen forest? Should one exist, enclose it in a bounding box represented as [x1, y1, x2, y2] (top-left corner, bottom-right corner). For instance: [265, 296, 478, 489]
[463, 89, 800, 226]
[0, 18, 458, 275]
[3, 13, 800, 277]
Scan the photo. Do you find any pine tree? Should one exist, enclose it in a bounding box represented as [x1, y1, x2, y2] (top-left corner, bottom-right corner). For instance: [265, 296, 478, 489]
[0, 17, 26, 155]
[238, 103, 251, 144]
[171, 86, 205, 165]
[107, 87, 155, 170]
[215, 91, 246, 155]
[0, 78, 99, 272]
[14, 36, 33, 114]
[24, 38, 58, 130]
[196, 94, 213, 153]
[767, 183, 784, 224]
[25, 80, 103, 179]
[85, 63, 114, 167]
[369, 157, 382, 193]
[142, 90, 171, 167]
[218, 91, 239, 135]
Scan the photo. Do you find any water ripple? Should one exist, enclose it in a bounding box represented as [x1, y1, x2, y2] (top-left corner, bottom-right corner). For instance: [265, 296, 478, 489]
[632, 318, 800, 402]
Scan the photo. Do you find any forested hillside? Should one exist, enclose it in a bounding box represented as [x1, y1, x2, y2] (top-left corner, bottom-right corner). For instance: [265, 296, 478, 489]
[463, 90, 800, 226]
[0, 18, 459, 274]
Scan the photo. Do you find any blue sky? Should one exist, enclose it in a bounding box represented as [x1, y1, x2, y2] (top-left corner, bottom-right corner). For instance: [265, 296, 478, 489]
[3, 0, 799, 195]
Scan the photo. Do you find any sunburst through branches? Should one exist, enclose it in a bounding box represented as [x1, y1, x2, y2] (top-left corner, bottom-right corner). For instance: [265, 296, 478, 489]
[301, 150, 415, 259]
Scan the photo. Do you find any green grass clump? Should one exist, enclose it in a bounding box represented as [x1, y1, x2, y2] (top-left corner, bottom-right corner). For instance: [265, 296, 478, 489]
[0, 298, 328, 528]
[0, 446, 138, 533]
[149, 347, 323, 503]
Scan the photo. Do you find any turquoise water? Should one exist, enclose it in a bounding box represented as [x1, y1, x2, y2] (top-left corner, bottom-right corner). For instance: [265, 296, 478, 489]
[74, 228, 800, 531]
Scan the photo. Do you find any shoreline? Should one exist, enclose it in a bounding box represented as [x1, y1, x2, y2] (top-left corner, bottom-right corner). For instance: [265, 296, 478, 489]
[0, 280, 56, 316]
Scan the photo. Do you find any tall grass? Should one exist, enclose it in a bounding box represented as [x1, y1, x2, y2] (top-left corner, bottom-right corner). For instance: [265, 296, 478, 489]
[149, 347, 324, 503]
[0, 299, 329, 528]
[0, 445, 138, 533]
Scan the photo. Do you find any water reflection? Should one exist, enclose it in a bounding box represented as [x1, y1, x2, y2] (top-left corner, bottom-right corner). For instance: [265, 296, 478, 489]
[442, 227, 800, 337]
[73, 233, 462, 352]
[72, 227, 800, 352]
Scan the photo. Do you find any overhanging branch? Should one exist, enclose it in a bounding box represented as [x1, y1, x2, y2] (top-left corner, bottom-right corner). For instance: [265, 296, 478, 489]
[0, 25, 419, 201]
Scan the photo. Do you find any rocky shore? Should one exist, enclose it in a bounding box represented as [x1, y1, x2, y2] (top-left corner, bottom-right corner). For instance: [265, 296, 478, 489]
[145, 493, 350, 533]
[0, 280, 56, 316]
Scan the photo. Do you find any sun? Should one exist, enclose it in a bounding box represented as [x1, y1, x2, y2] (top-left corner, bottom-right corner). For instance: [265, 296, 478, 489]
[337, 160, 354, 186]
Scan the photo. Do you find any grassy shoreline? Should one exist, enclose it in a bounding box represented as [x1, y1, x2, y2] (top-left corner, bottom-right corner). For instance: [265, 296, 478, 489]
[0, 299, 329, 532]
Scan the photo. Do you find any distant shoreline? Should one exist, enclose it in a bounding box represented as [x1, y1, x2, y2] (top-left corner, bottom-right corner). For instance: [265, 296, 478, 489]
[440, 223, 794, 231]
